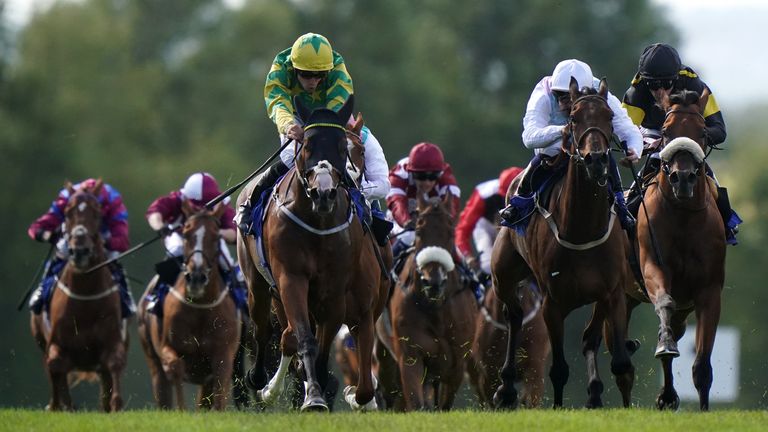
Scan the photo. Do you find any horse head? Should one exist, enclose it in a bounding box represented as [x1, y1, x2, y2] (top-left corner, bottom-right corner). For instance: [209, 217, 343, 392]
[662, 89, 710, 152]
[180, 200, 225, 299]
[346, 112, 366, 185]
[64, 179, 104, 271]
[659, 137, 706, 200]
[294, 95, 355, 215]
[412, 192, 456, 302]
[563, 77, 614, 184]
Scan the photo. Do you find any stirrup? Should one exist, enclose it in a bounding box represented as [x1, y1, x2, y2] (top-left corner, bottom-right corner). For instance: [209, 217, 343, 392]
[236, 202, 252, 234]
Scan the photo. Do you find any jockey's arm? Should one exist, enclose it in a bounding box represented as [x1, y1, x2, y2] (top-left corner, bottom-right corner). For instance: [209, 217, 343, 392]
[146, 212, 165, 231]
[264, 62, 298, 135]
[522, 80, 565, 151]
[221, 228, 237, 244]
[455, 189, 485, 260]
[607, 91, 643, 161]
[359, 128, 390, 200]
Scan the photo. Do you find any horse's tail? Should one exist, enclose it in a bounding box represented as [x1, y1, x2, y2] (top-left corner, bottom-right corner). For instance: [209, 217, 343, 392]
[231, 319, 251, 409]
[68, 371, 99, 387]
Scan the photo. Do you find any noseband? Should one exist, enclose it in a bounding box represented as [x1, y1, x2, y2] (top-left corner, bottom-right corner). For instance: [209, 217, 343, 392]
[563, 95, 613, 166]
[296, 122, 348, 197]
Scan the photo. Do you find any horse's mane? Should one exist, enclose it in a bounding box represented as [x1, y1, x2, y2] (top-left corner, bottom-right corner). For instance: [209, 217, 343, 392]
[669, 90, 700, 107]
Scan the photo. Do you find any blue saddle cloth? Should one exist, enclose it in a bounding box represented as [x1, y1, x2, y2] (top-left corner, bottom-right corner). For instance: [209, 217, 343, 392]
[145, 267, 249, 318]
[499, 166, 567, 236]
[30, 258, 136, 318]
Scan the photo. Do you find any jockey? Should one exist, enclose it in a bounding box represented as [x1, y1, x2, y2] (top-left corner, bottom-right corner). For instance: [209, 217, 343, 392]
[27, 178, 135, 318]
[235, 32, 391, 244]
[146, 172, 247, 305]
[621, 43, 739, 244]
[387, 142, 461, 256]
[456, 167, 523, 280]
[499, 59, 643, 234]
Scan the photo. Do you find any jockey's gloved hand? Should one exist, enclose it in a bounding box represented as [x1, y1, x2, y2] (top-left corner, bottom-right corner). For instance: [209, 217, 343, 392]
[403, 219, 416, 231]
[157, 225, 174, 238]
[34, 229, 59, 244]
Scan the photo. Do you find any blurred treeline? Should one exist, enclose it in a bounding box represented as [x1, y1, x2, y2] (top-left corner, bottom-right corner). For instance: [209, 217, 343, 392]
[1, 0, 765, 409]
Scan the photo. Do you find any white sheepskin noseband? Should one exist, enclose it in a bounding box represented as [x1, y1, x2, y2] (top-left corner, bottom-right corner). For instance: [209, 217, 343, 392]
[660, 137, 705, 163]
[415, 246, 455, 272]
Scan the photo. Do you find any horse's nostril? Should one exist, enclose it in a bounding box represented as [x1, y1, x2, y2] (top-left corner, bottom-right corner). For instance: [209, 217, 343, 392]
[600, 153, 608, 164]
[669, 172, 679, 184]
[328, 188, 337, 201]
[687, 172, 697, 183]
[584, 153, 592, 164]
[309, 188, 320, 200]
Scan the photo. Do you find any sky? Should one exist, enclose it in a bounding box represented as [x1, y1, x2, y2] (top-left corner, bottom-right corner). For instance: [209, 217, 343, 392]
[3, 0, 767, 110]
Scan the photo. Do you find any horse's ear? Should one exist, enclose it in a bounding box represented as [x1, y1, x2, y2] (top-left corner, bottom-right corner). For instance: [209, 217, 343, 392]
[92, 178, 104, 196]
[598, 77, 608, 98]
[351, 112, 364, 135]
[211, 202, 226, 219]
[337, 95, 354, 126]
[568, 76, 580, 101]
[416, 191, 429, 212]
[698, 88, 711, 114]
[293, 96, 312, 124]
[182, 198, 195, 218]
[65, 180, 75, 195]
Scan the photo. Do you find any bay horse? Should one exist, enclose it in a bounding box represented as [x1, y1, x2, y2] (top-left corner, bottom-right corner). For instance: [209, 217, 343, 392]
[632, 89, 725, 410]
[468, 279, 549, 408]
[386, 192, 477, 411]
[30, 180, 128, 411]
[236, 95, 390, 411]
[492, 77, 635, 409]
[137, 201, 241, 410]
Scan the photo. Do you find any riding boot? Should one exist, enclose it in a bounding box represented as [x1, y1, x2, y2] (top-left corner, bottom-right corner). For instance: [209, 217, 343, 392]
[391, 239, 411, 276]
[715, 186, 742, 245]
[609, 157, 636, 234]
[30, 257, 65, 314]
[109, 262, 136, 319]
[626, 157, 661, 218]
[499, 154, 542, 224]
[236, 161, 290, 234]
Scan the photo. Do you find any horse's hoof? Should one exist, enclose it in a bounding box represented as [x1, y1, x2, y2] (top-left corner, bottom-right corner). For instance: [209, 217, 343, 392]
[300, 396, 329, 413]
[625, 339, 641, 355]
[585, 398, 604, 409]
[343, 385, 378, 412]
[654, 343, 680, 358]
[492, 386, 519, 410]
[656, 392, 680, 411]
[245, 367, 268, 391]
[324, 373, 340, 410]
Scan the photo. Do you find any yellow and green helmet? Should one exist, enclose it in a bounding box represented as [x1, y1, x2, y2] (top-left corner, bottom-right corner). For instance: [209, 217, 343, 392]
[290, 33, 334, 72]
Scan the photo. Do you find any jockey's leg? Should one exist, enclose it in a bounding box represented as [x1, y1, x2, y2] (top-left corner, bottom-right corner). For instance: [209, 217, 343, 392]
[29, 257, 66, 314]
[609, 157, 636, 235]
[108, 259, 136, 319]
[626, 156, 661, 217]
[499, 154, 544, 224]
[705, 165, 742, 244]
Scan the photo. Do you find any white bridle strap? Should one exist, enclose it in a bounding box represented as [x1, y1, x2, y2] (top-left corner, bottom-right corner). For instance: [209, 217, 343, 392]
[57, 280, 119, 301]
[169, 286, 230, 309]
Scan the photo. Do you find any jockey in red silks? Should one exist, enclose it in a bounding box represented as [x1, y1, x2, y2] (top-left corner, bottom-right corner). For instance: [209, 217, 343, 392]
[145, 172, 247, 312]
[455, 166, 523, 279]
[27, 178, 135, 318]
[386, 142, 461, 258]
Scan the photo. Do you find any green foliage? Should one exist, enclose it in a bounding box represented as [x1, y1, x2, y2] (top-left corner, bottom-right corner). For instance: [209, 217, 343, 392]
[5, 0, 765, 411]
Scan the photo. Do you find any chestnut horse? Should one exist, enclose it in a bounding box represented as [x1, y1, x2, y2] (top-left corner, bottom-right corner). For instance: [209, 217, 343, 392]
[468, 279, 549, 408]
[385, 193, 476, 411]
[236, 96, 389, 411]
[30, 180, 128, 411]
[492, 78, 634, 409]
[631, 89, 725, 410]
[138, 202, 241, 410]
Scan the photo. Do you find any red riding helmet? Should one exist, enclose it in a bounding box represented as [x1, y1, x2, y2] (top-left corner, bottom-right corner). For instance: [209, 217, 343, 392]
[406, 142, 447, 172]
[180, 172, 223, 206]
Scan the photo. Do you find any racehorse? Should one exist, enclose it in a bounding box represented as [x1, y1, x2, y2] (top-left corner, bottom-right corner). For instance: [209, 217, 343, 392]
[30, 180, 128, 411]
[631, 89, 725, 410]
[467, 279, 549, 408]
[236, 95, 390, 411]
[386, 192, 477, 411]
[137, 201, 241, 410]
[492, 78, 635, 409]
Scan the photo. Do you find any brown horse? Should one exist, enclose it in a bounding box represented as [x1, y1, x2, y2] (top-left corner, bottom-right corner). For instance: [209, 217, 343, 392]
[236, 95, 390, 411]
[631, 89, 725, 410]
[492, 78, 635, 409]
[137, 201, 241, 410]
[468, 279, 549, 408]
[30, 180, 128, 411]
[385, 192, 476, 411]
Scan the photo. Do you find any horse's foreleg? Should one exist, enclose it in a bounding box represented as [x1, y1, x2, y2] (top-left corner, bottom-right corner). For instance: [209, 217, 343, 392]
[344, 314, 377, 411]
[46, 343, 73, 411]
[543, 299, 568, 408]
[315, 317, 342, 410]
[582, 303, 606, 409]
[397, 352, 425, 411]
[491, 295, 523, 410]
[604, 285, 635, 408]
[693, 290, 721, 411]
[278, 276, 326, 412]
[519, 309, 549, 408]
[437, 358, 464, 411]
[161, 345, 185, 410]
[103, 342, 127, 412]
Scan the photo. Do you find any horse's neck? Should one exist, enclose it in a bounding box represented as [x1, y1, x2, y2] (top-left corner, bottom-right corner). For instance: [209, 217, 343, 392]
[555, 163, 612, 241]
[61, 258, 110, 292]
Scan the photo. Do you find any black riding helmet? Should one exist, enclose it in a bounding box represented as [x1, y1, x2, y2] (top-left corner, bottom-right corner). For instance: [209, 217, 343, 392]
[638, 43, 681, 80]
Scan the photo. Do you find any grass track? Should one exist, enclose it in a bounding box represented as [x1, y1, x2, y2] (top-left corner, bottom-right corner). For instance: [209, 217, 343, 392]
[2, 409, 767, 432]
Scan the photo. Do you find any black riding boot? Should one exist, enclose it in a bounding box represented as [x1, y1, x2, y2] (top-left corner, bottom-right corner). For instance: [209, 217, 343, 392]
[237, 161, 290, 234]
[626, 157, 661, 217]
[609, 157, 636, 234]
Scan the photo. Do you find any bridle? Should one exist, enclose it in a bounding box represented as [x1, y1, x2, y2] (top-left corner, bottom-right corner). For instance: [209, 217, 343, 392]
[562, 94, 613, 185]
[663, 108, 713, 157]
[181, 214, 222, 287]
[295, 122, 348, 197]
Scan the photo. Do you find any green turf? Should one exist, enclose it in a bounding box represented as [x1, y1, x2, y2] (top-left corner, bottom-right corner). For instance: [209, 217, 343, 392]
[2, 409, 767, 432]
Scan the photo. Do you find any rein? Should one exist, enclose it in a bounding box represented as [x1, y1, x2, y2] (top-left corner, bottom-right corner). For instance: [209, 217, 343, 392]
[169, 286, 230, 309]
[57, 279, 119, 301]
